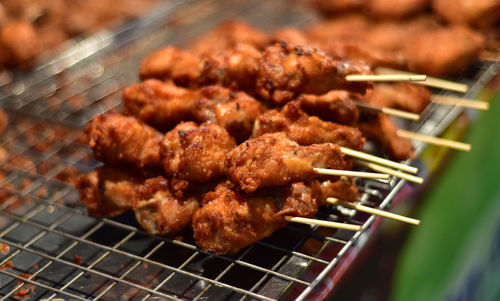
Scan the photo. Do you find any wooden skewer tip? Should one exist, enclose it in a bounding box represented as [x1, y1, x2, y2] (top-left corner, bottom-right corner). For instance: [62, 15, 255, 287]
[313, 168, 390, 180]
[340, 147, 418, 174]
[397, 129, 471, 152]
[285, 216, 362, 231]
[346, 74, 426, 82]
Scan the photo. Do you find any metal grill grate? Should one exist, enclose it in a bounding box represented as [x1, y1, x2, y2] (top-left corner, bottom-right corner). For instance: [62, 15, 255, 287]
[0, 0, 498, 299]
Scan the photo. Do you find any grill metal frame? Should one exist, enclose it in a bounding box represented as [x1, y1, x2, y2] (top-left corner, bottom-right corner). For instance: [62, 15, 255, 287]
[0, 0, 498, 300]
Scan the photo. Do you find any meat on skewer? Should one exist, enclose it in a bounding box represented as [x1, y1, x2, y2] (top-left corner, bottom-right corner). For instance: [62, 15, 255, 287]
[226, 132, 346, 193]
[193, 182, 316, 254]
[161, 122, 236, 182]
[123, 79, 265, 141]
[85, 112, 163, 170]
[252, 101, 365, 150]
[76, 166, 144, 217]
[139, 42, 372, 102]
[365, 82, 431, 114]
[133, 176, 200, 236]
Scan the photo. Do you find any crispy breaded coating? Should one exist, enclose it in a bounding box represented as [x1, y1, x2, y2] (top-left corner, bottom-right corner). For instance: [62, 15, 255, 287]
[76, 166, 143, 217]
[256, 42, 372, 104]
[310, 177, 359, 205]
[161, 122, 236, 182]
[139, 46, 201, 84]
[190, 20, 270, 54]
[193, 85, 266, 142]
[297, 90, 361, 126]
[271, 28, 310, 46]
[85, 112, 163, 169]
[358, 114, 415, 161]
[134, 176, 199, 236]
[122, 79, 196, 130]
[252, 101, 365, 150]
[226, 132, 346, 193]
[366, 83, 431, 114]
[199, 43, 262, 91]
[193, 182, 316, 254]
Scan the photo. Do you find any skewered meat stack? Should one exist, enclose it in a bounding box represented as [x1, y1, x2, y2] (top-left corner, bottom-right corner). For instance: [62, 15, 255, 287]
[76, 16, 483, 254]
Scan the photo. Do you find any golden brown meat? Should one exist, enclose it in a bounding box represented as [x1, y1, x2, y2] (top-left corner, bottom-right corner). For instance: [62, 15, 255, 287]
[139, 46, 201, 84]
[190, 20, 270, 54]
[297, 90, 361, 126]
[123, 79, 196, 131]
[193, 182, 316, 254]
[161, 122, 236, 182]
[0, 21, 41, 69]
[0, 109, 7, 137]
[366, 83, 431, 114]
[192, 85, 266, 142]
[226, 132, 346, 193]
[256, 42, 372, 104]
[133, 176, 199, 236]
[198, 43, 262, 91]
[358, 113, 415, 161]
[367, 0, 430, 18]
[76, 166, 143, 217]
[404, 25, 484, 76]
[252, 101, 365, 150]
[271, 28, 310, 46]
[85, 112, 163, 169]
[310, 177, 359, 205]
[123, 79, 265, 140]
[432, 0, 500, 29]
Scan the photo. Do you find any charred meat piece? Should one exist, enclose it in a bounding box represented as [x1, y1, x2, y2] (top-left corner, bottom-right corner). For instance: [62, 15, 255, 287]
[226, 132, 346, 193]
[85, 112, 163, 170]
[193, 182, 316, 254]
[252, 101, 365, 150]
[133, 177, 199, 236]
[161, 122, 236, 182]
[256, 42, 372, 104]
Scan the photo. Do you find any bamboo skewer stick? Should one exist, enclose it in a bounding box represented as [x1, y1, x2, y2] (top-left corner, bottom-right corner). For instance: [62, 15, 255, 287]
[326, 198, 420, 226]
[285, 216, 362, 231]
[397, 129, 471, 151]
[346, 74, 426, 82]
[375, 67, 469, 93]
[313, 168, 390, 180]
[431, 95, 489, 110]
[358, 161, 424, 184]
[356, 103, 420, 120]
[339, 147, 418, 174]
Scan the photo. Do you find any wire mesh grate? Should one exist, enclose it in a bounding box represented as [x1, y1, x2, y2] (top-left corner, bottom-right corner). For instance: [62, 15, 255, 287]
[0, 0, 498, 299]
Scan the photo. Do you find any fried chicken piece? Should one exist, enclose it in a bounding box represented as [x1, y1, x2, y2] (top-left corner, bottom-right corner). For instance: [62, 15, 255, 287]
[252, 101, 365, 150]
[190, 20, 270, 54]
[366, 83, 431, 114]
[310, 177, 359, 205]
[123, 79, 196, 131]
[297, 90, 361, 126]
[226, 132, 346, 193]
[85, 112, 163, 169]
[271, 28, 310, 46]
[76, 166, 143, 217]
[0, 21, 41, 69]
[139, 46, 201, 85]
[358, 114, 415, 161]
[0, 109, 7, 137]
[192, 86, 266, 142]
[193, 182, 316, 254]
[367, 0, 430, 18]
[305, 14, 369, 42]
[404, 25, 484, 76]
[256, 42, 372, 104]
[198, 43, 262, 91]
[133, 176, 199, 236]
[161, 122, 236, 182]
[432, 0, 500, 29]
